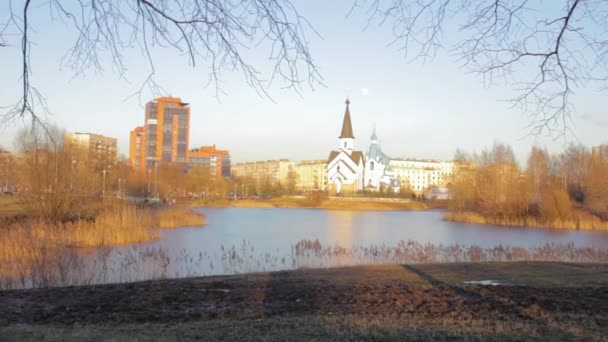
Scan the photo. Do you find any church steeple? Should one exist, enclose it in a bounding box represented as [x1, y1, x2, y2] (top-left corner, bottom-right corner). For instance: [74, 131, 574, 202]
[339, 98, 354, 139]
[371, 125, 378, 142]
[338, 98, 355, 155]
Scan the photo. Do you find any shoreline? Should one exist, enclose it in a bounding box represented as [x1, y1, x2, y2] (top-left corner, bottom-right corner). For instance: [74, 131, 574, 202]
[1, 262, 606, 340]
[444, 211, 608, 231]
[187, 196, 434, 211]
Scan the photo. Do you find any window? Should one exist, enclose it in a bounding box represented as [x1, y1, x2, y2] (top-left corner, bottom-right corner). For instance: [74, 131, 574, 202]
[344, 141, 347, 148]
[370, 161, 374, 171]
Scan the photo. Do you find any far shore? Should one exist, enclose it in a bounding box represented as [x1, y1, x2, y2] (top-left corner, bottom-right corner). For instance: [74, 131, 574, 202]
[444, 211, 608, 231]
[184, 196, 440, 211]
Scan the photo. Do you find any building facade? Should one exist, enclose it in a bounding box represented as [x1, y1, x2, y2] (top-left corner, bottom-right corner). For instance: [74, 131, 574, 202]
[188, 145, 231, 179]
[294, 160, 327, 191]
[592, 144, 608, 161]
[143, 97, 190, 169]
[64, 132, 117, 171]
[389, 159, 455, 194]
[129, 126, 145, 170]
[327, 99, 365, 195]
[231, 159, 293, 185]
[364, 128, 400, 192]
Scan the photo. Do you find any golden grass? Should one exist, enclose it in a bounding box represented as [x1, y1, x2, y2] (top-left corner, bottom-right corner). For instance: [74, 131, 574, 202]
[156, 206, 205, 229]
[444, 211, 608, 230]
[0, 196, 24, 217]
[0, 203, 204, 287]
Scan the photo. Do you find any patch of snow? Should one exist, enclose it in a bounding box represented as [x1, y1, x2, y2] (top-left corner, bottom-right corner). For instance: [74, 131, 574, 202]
[463, 280, 502, 286]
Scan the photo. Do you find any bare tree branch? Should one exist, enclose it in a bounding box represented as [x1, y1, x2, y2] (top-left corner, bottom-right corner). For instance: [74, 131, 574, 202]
[1, 0, 323, 124]
[355, 0, 608, 136]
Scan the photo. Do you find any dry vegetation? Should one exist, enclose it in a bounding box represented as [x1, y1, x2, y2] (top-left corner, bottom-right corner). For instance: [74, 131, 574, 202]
[2, 237, 606, 290]
[0, 204, 204, 289]
[448, 144, 608, 230]
[444, 211, 608, 230]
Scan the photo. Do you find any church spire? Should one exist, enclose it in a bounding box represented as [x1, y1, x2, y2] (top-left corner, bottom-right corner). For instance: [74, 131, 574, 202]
[339, 98, 354, 139]
[371, 124, 378, 142]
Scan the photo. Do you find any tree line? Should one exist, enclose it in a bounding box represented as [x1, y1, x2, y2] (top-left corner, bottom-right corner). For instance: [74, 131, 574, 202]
[3, 124, 235, 221]
[449, 143, 608, 226]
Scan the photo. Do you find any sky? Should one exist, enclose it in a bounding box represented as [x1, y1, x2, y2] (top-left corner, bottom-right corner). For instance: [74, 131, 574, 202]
[0, 1, 606, 164]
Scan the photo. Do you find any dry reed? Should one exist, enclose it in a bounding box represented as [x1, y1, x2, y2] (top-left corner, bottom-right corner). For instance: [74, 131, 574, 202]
[444, 211, 608, 230]
[0, 204, 204, 289]
[1, 237, 606, 290]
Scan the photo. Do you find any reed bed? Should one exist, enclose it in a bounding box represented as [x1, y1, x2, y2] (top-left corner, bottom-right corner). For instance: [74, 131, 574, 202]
[1, 238, 606, 290]
[0, 204, 204, 289]
[156, 207, 205, 229]
[444, 211, 608, 230]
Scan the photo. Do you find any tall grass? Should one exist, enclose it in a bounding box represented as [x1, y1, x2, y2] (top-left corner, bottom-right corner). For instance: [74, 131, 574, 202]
[156, 207, 205, 229]
[444, 211, 608, 230]
[1, 237, 606, 290]
[0, 204, 204, 289]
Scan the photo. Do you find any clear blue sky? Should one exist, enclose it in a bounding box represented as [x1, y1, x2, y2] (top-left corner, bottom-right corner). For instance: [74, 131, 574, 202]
[0, 1, 606, 164]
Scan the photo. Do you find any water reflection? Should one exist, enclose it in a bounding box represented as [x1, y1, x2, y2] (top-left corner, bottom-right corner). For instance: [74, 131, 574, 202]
[327, 210, 356, 247]
[3, 207, 608, 289]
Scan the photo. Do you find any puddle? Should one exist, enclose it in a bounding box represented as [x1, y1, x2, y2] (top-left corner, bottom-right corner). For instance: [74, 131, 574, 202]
[463, 280, 502, 286]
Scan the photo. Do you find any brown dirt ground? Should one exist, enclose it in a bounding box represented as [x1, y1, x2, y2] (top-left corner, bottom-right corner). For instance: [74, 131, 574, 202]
[1, 262, 607, 341]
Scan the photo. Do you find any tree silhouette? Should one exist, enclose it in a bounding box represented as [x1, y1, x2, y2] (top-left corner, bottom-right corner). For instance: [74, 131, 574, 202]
[1, 0, 322, 124]
[354, 0, 608, 135]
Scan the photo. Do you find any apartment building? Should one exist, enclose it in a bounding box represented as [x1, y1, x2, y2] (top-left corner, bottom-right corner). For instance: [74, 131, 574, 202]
[294, 160, 327, 191]
[231, 159, 293, 184]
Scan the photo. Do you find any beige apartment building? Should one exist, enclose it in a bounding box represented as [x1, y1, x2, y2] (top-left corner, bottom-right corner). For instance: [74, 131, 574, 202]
[231, 159, 293, 185]
[388, 159, 455, 194]
[294, 160, 327, 191]
[64, 132, 117, 170]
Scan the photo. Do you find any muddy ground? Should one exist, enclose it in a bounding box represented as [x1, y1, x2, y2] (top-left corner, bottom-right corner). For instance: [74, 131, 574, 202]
[1, 262, 607, 341]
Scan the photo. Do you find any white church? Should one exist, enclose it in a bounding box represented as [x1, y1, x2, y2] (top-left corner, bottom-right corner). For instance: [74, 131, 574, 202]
[363, 128, 401, 193]
[326, 98, 402, 195]
[327, 98, 454, 196]
[327, 99, 365, 195]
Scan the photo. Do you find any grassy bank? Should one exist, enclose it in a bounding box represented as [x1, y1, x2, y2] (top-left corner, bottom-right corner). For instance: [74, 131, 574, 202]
[0, 202, 204, 288]
[1, 262, 607, 341]
[444, 211, 608, 230]
[190, 196, 428, 211]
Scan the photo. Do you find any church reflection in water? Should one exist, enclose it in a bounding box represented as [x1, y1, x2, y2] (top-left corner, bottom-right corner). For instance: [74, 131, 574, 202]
[325, 210, 381, 249]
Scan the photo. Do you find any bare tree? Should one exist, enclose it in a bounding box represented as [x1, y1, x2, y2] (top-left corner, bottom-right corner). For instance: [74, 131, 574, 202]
[354, 0, 608, 135]
[1, 0, 322, 124]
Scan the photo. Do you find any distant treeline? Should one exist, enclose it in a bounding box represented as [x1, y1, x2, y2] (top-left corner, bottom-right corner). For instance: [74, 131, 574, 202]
[447, 143, 608, 229]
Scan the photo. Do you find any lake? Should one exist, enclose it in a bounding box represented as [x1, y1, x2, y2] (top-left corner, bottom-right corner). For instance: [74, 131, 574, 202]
[156, 207, 608, 251]
[88, 207, 606, 282]
[6, 208, 608, 288]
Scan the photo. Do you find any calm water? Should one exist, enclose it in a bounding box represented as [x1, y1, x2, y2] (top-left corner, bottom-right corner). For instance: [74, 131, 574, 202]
[152, 207, 608, 252]
[49, 208, 608, 287]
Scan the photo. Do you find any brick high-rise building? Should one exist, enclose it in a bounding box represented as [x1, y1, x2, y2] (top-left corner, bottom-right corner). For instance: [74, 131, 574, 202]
[129, 126, 145, 170]
[143, 97, 190, 169]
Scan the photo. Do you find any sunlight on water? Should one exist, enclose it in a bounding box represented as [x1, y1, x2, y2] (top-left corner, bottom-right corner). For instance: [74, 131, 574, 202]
[2, 208, 608, 289]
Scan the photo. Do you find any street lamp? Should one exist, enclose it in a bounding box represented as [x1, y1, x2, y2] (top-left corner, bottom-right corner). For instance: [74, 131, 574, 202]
[102, 169, 108, 197]
[153, 161, 158, 198]
[147, 168, 152, 196]
[117, 178, 123, 198]
[4, 158, 9, 193]
[70, 159, 76, 191]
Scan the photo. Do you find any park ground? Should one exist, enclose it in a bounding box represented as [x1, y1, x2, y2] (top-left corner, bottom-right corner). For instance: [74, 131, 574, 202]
[1, 262, 607, 341]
